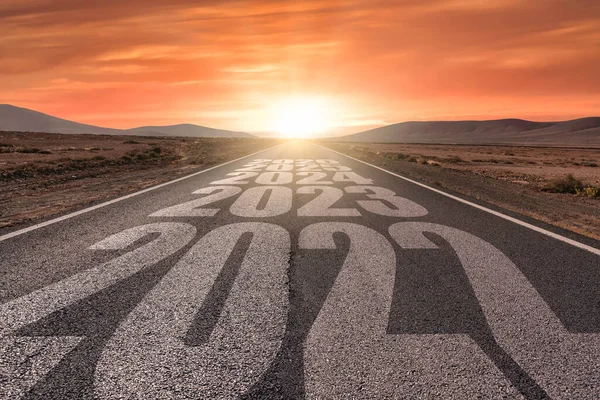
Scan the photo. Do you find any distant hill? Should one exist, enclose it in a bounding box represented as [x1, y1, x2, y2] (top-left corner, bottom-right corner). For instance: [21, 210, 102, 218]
[332, 118, 600, 146]
[0, 104, 253, 138]
[127, 124, 250, 138]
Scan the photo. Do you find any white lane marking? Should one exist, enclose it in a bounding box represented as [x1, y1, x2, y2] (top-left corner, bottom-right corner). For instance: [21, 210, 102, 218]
[0, 145, 282, 243]
[390, 222, 600, 397]
[322, 145, 600, 256]
[95, 222, 289, 399]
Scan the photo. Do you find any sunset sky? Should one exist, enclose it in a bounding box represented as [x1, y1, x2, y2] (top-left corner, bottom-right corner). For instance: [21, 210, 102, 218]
[1, 0, 599, 136]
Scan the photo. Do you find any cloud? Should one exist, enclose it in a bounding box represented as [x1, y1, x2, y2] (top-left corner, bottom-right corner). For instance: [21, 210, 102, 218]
[0, 0, 599, 132]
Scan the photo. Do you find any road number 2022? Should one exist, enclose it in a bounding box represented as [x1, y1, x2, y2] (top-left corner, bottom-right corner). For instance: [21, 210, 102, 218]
[2, 222, 594, 399]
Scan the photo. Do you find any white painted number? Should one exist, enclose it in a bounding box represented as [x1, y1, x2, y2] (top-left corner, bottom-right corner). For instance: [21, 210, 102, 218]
[345, 186, 428, 217]
[230, 186, 293, 217]
[150, 186, 241, 217]
[296, 172, 333, 185]
[297, 187, 361, 217]
[210, 172, 258, 185]
[95, 223, 290, 399]
[0, 223, 196, 399]
[255, 172, 294, 185]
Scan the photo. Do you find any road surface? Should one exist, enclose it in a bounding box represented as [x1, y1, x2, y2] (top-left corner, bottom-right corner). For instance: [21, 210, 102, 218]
[1, 142, 599, 399]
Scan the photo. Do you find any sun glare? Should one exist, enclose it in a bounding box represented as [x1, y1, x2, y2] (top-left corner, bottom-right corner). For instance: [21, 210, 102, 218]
[271, 96, 332, 138]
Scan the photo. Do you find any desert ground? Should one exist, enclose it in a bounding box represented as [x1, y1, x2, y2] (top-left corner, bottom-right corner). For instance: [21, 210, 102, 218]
[0, 131, 280, 230]
[327, 142, 600, 240]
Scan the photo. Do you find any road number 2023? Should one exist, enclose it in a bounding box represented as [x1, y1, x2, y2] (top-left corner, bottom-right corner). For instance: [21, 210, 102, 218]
[150, 185, 428, 218]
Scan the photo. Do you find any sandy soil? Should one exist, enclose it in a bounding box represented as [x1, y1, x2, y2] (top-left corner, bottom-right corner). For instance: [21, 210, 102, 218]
[0, 131, 280, 231]
[326, 142, 600, 240]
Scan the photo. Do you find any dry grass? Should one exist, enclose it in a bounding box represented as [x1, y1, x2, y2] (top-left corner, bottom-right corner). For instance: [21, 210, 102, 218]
[0, 131, 281, 230]
[327, 142, 600, 240]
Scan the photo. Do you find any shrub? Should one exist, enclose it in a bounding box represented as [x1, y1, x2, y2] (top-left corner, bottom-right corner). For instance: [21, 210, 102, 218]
[576, 186, 600, 198]
[444, 156, 464, 164]
[582, 162, 598, 167]
[17, 148, 41, 153]
[123, 140, 140, 144]
[542, 174, 583, 194]
[38, 150, 52, 154]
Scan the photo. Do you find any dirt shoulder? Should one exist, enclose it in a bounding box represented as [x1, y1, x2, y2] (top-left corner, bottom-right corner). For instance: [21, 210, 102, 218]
[325, 142, 600, 240]
[0, 131, 281, 232]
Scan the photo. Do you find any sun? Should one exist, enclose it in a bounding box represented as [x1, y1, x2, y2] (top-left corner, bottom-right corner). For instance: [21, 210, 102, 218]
[271, 96, 331, 138]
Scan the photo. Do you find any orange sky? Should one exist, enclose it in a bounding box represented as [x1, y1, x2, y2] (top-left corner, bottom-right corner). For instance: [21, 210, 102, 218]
[1, 0, 599, 136]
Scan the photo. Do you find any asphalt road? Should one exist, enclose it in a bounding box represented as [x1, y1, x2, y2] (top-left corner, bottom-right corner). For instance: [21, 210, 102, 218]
[1, 142, 599, 399]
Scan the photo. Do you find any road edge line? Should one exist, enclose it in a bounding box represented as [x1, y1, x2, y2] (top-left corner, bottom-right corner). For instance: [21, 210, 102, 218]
[322, 145, 600, 256]
[0, 144, 283, 242]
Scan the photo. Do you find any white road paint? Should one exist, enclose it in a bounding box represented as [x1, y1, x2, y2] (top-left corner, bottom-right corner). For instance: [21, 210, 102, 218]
[323, 166, 351, 171]
[248, 159, 272, 164]
[235, 164, 268, 171]
[323, 145, 600, 256]
[316, 159, 340, 165]
[150, 186, 242, 217]
[210, 171, 259, 185]
[95, 223, 290, 399]
[0, 223, 196, 398]
[332, 171, 374, 185]
[0, 146, 281, 243]
[297, 187, 361, 217]
[300, 222, 515, 398]
[296, 164, 322, 172]
[255, 171, 294, 185]
[266, 163, 294, 171]
[295, 159, 314, 165]
[345, 185, 428, 217]
[296, 172, 333, 185]
[390, 222, 600, 398]
[3, 145, 598, 398]
[230, 186, 293, 217]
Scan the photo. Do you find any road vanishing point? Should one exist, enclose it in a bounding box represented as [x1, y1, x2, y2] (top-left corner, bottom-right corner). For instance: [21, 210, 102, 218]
[1, 142, 599, 399]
